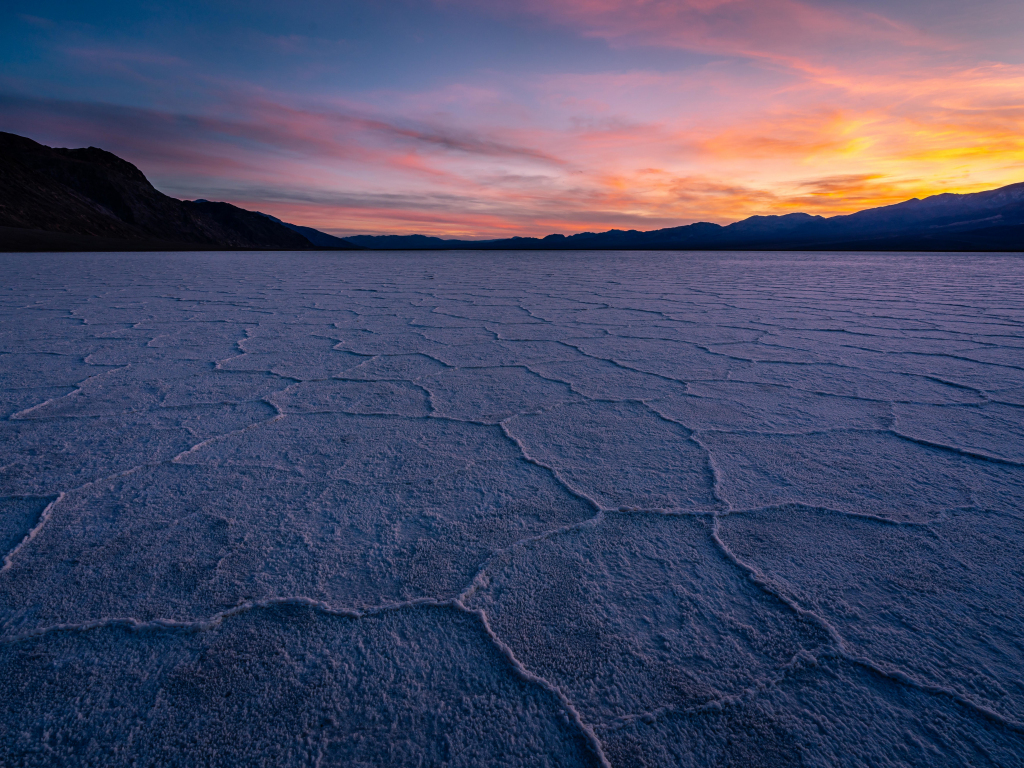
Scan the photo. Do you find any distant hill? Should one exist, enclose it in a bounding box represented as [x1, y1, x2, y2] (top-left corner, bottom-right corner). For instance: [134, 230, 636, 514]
[348, 183, 1024, 252]
[256, 212, 360, 249]
[345, 234, 458, 249]
[0, 132, 362, 251]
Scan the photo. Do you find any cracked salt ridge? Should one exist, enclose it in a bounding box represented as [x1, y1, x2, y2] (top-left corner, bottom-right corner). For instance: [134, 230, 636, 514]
[891, 401, 1024, 464]
[2, 251, 1024, 766]
[465, 511, 833, 725]
[1, 601, 607, 768]
[469, 469, 1024, 758]
[0, 495, 60, 571]
[0, 400, 280, 496]
[0, 411, 598, 633]
[697, 428, 1023, 521]
[718, 505, 1024, 723]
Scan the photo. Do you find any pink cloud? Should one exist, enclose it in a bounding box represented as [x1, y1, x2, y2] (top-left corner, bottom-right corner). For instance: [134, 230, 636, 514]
[4, 35, 1023, 239]
[443, 0, 940, 67]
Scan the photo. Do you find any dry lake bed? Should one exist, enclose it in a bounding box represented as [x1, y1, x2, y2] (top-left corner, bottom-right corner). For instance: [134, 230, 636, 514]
[2, 250, 1023, 766]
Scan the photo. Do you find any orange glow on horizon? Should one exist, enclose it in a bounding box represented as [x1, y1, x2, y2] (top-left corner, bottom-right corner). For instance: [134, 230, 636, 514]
[9, 0, 1020, 238]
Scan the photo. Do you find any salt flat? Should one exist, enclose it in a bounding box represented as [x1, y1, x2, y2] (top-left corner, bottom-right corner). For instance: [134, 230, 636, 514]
[1, 250, 1023, 767]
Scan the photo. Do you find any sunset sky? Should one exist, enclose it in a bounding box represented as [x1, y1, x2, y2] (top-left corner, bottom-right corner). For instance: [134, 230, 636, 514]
[3, 0, 1023, 237]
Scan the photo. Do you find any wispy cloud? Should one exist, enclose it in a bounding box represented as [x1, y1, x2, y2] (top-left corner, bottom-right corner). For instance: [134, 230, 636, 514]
[2, 0, 1023, 237]
[0, 91, 564, 174]
[444, 0, 942, 67]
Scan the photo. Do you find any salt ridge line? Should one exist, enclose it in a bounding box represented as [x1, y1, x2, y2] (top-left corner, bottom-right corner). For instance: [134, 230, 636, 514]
[0, 381, 298, 573]
[0, 596, 613, 767]
[8, 364, 131, 420]
[709, 517, 1024, 735]
[0, 492, 64, 573]
[8, 569, 1020, 737]
[4, 250, 1019, 765]
[0, 406, 1006, 590]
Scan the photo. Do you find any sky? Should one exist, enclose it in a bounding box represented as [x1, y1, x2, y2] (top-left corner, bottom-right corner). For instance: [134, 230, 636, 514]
[2, 0, 1023, 238]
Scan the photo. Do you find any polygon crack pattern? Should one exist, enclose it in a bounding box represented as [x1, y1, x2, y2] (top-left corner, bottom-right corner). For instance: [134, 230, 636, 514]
[1, 249, 1023, 767]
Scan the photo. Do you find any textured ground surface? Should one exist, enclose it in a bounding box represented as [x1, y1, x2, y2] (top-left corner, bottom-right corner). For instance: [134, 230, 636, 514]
[1, 250, 1023, 767]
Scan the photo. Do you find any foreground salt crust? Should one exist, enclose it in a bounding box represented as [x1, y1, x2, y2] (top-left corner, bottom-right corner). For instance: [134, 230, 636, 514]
[1, 250, 1023, 767]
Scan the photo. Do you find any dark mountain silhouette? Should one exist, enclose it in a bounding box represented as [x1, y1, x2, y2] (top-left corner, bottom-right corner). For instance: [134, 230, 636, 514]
[0, 132, 361, 251]
[256, 212, 360, 249]
[2, 130, 1019, 252]
[343, 234, 456, 249]
[347, 183, 1024, 252]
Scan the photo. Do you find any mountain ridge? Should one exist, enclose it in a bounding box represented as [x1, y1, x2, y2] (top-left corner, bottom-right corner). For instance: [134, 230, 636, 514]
[256, 212, 360, 249]
[347, 182, 1024, 251]
[0, 132, 362, 251]
[1, 130, 1020, 252]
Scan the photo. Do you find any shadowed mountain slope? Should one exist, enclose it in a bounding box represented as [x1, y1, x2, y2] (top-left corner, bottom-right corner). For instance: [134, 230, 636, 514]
[257, 212, 363, 249]
[0, 132, 361, 251]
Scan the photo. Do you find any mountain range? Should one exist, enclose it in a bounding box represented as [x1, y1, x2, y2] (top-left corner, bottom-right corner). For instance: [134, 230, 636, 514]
[348, 184, 1024, 251]
[1, 130, 1021, 252]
